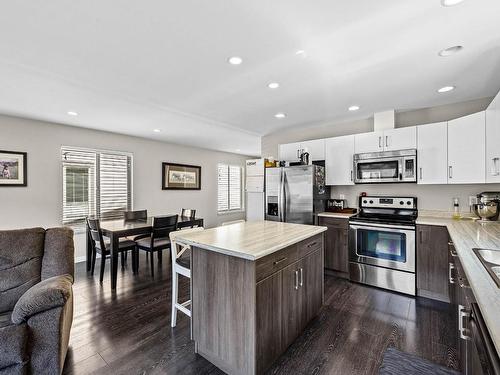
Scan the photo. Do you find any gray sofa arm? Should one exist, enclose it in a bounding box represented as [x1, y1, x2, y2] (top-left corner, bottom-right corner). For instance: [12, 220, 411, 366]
[11, 274, 73, 325]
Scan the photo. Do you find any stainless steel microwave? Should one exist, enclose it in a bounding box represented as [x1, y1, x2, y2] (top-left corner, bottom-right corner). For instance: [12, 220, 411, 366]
[353, 149, 417, 184]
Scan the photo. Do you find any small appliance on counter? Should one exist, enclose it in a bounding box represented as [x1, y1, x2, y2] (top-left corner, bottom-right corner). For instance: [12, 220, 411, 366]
[473, 192, 500, 222]
[325, 199, 357, 214]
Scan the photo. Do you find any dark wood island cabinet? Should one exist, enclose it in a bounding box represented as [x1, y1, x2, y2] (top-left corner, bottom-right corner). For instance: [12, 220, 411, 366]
[177, 221, 326, 375]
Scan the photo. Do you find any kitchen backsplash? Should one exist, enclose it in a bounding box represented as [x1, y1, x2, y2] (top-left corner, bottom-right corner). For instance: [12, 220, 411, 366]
[330, 183, 500, 212]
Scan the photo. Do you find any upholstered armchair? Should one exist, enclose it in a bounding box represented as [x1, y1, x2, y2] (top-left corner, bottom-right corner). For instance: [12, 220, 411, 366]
[0, 227, 74, 375]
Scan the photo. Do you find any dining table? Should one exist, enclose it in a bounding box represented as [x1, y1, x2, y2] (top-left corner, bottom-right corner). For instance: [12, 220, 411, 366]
[86, 215, 204, 290]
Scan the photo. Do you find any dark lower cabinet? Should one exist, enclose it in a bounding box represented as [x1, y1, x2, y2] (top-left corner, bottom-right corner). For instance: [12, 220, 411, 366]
[416, 224, 450, 302]
[256, 238, 324, 374]
[256, 272, 283, 374]
[318, 217, 349, 277]
[448, 239, 500, 375]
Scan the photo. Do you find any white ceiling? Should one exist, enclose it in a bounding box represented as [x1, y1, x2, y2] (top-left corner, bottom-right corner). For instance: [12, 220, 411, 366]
[1, 0, 500, 157]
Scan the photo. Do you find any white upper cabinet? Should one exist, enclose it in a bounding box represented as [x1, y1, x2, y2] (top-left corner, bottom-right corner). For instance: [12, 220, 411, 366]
[448, 111, 486, 184]
[383, 127, 417, 151]
[354, 131, 384, 153]
[354, 127, 416, 153]
[325, 135, 355, 186]
[417, 122, 448, 184]
[486, 92, 500, 183]
[301, 139, 325, 161]
[279, 139, 325, 162]
[279, 142, 301, 162]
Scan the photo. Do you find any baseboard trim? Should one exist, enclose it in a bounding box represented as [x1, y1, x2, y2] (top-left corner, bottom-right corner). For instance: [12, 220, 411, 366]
[75, 254, 101, 264]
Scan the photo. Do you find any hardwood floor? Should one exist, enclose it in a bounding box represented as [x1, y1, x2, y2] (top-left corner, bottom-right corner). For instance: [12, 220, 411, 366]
[63, 253, 460, 375]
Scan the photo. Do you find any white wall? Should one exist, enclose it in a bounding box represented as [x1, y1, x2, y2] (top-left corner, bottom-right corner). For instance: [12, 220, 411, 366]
[1, 114, 248, 260]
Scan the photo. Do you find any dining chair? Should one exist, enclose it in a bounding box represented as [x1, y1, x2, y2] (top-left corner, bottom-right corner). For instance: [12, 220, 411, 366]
[180, 208, 196, 219]
[169, 226, 204, 327]
[124, 209, 149, 262]
[135, 215, 178, 278]
[221, 219, 245, 226]
[124, 209, 148, 221]
[86, 218, 137, 283]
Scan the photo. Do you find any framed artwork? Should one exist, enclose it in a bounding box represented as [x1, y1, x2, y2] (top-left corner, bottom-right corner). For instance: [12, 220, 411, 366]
[0, 150, 27, 187]
[162, 162, 201, 190]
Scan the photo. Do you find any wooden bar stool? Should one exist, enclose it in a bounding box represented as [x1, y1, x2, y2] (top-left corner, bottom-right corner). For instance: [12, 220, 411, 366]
[169, 226, 204, 327]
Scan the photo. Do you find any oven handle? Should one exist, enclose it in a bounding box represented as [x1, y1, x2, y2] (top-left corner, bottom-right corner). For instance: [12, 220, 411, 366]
[349, 221, 415, 231]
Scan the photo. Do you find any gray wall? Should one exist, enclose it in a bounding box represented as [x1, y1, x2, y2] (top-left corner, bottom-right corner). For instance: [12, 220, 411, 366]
[1, 114, 248, 260]
[261, 96, 499, 212]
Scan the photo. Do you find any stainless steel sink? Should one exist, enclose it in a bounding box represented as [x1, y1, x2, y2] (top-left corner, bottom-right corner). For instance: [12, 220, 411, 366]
[475, 249, 500, 265]
[473, 248, 500, 287]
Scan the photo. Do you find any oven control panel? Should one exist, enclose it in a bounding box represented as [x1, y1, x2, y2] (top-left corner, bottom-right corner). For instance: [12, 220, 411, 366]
[359, 196, 417, 209]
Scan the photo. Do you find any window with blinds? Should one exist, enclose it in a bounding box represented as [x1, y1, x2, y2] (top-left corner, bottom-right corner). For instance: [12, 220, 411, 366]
[217, 164, 243, 213]
[61, 147, 132, 227]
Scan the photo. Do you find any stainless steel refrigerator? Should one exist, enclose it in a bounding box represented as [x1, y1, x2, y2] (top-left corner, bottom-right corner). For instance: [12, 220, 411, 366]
[265, 165, 329, 225]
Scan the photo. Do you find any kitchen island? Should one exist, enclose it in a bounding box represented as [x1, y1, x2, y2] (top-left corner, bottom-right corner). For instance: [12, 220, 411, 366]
[176, 221, 327, 375]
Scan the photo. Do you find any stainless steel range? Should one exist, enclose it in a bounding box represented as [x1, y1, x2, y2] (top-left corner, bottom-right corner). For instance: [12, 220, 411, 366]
[349, 195, 417, 295]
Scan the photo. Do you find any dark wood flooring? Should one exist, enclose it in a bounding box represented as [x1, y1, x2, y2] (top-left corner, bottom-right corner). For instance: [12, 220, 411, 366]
[63, 253, 460, 375]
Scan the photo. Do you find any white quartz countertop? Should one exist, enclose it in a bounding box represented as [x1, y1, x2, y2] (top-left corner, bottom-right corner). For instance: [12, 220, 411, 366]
[317, 212, 355, 219]
[417, 216, 500, 356]
[175, 221, 327, 261]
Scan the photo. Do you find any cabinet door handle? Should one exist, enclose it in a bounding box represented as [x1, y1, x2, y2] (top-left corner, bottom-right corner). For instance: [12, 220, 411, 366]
[385, 136, 389, 148]
[458, 304, 471, 341]
[449, 166, 453, 179]
[419, 230, 423, 244]
[378, 136, 382, 148]
[297, 149, 300, 159]
[307, 241, 317, 248]
[449, 262, 456, 284]
[491, 157, 500, 176]
[299, 268, 303, 287]
[350, 170, 353, 181]
[273, 257, 287, 266]
[419, 167, 423, 180]
[294, 270, 299, 290]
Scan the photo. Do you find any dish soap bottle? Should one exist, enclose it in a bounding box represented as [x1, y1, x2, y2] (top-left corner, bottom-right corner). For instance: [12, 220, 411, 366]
[452, 198, 461, 220]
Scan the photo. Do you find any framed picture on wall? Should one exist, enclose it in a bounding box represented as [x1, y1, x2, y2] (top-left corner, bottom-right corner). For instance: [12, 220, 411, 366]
[162, 162, 201, 190]
[0, 150, 27, 187]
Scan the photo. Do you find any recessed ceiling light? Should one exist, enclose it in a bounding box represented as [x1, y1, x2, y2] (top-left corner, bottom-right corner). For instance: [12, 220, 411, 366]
[236, 149, 241, 152]
[438, 86, 455, 93]
[153, 129, 161, 133]
[438, 45, 463, 57]
[275, 112, 286, 119]
[348, 105, 360, 111]
[295, 50, 306, 57]
[67, 111, 78, 116]
[228, 56, 243, 65]
[441, 0, 465, 6]
[268, 82, 280, 89]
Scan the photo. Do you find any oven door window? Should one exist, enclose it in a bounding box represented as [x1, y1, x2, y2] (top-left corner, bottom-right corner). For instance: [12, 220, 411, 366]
[357, 160, 399, 181]
[356, 228, 406, 262]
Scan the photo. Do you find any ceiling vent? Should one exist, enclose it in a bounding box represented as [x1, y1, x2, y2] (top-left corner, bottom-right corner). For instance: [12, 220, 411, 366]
[374, 110, 395, 131]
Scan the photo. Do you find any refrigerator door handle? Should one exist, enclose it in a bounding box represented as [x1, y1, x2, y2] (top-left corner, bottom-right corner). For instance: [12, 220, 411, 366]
[279, 169, 286, 222]
[283, 171, 288, 222]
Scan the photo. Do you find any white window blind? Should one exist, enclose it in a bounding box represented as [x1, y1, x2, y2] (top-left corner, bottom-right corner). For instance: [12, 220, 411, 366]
[217, 164, 243, 212]
[61, 147, 132, 227]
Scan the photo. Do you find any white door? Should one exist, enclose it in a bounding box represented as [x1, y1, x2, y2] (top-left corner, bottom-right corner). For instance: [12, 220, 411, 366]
[325, 135, 355, 185]
[417, 122, 448, 184]
[354, 131, 384, 154]
[301, 139, 325, 161]
[448, 111, 486, 184]
[486, 92, 500, 183]
[384, 127, 417, 151]
[279, 142, 301, 162]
